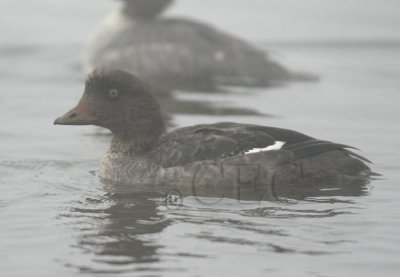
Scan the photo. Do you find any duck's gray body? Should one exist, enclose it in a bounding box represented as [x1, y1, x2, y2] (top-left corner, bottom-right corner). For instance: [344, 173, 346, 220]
[99, 122, 371, 199]
[84, 0, 289, 91]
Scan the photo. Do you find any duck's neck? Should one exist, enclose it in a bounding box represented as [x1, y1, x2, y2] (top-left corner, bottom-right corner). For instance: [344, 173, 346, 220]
[109, 135, 155, 155]
[122, 0, 172, 21]
[109, 116, 166, 155]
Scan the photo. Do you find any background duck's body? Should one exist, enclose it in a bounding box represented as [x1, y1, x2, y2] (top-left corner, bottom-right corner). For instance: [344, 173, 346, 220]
[84, 0, 290, 91]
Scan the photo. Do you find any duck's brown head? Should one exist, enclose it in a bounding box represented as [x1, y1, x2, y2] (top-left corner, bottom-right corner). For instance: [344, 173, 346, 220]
[54, 68, 165, 139]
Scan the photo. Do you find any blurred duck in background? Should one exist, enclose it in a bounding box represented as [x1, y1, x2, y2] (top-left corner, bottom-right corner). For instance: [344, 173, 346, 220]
[84, 0, 295, 92]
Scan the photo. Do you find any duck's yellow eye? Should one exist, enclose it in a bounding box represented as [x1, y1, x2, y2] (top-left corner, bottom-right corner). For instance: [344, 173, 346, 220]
[108, 89, 119, 99]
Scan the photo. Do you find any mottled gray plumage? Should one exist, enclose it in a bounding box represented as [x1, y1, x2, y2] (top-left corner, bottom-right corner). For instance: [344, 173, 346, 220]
[55, 69, 373, 200]
[84, 0, 290, 91]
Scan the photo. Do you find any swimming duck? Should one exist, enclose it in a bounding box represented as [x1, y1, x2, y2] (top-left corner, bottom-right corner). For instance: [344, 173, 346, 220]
[84, 0, 291, 91]
[54, 69, 372, 199]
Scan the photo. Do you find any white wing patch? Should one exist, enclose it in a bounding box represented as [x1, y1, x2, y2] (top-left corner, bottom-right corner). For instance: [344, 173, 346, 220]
[245, 141, 286, 154]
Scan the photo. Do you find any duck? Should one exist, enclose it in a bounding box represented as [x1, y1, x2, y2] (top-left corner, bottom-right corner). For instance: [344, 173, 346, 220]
[83, 0, 293, 92]
[54, 69, 373, 200]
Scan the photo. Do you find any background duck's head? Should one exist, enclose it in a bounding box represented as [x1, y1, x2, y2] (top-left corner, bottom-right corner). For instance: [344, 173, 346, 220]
[121, 0, 173, 19]
[54, 68, 165, 139]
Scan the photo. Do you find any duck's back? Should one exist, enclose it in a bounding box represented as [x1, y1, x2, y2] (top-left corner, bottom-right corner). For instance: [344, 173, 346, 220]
[149, 122, 370, 173]
[85, 15, 289, 91]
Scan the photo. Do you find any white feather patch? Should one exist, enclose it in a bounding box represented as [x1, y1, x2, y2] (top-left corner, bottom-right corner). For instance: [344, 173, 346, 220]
[214, 51, 226, 61]
[245, 141, 286, 154]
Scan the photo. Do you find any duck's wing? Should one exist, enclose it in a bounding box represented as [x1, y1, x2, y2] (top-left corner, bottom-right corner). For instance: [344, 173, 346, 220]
[149, 122, 308, 168]
[150, 122, 371, 170]
[283, 140, 370, 163]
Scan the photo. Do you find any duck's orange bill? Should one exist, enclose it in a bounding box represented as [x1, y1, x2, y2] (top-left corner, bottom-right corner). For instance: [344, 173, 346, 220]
[54, 95, 98, 125]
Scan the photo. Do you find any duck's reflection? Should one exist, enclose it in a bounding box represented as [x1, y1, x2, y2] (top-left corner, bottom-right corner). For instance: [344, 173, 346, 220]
[70, 170, 370, 272]
[153, 89, 265, 127]
[72, 191, 169, 267]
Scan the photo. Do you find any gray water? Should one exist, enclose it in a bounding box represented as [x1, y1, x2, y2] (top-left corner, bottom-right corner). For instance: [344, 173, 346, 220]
[1, 0, 400, 276]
